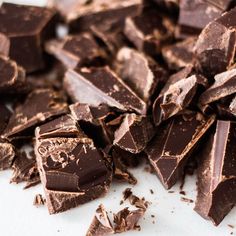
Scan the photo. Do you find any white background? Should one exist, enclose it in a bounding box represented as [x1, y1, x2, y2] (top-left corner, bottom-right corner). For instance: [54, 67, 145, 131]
[0, 1, 236, 235]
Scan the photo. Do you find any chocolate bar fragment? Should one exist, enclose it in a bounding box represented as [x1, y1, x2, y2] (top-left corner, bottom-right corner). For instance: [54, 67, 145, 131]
[162, 37, 196, 70]
[86, 204, 114, 236]
[153, 74, 207, 125]
[0, 104, 11, 134]
[0, 33, 10, 56]
[3, 89, 68, 139]
[35, 135, 112, 213]
[114, 113, 155, 154]
[145, 112, 215, 189]
[0, 56, 26, 93]
[64, 67, 147, 115]
[195, 120, 236, 225]
[0, 141, 15, 171]
[116, 47, 167, 101]
[194, 7, 236, 76]
[0, 3, 57, 72]
[46, 33, 106, 69]
[199, 69, 236, 106]
[177, 0, 232, 38]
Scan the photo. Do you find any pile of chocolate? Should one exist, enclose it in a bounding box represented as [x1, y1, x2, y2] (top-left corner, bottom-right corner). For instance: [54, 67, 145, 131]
[0, 0, 236, 234]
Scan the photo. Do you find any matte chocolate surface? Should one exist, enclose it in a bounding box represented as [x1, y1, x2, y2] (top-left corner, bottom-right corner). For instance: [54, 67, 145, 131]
[195, 120, 236, 225]
[64, 66, 147, 115]
[0, 33, 10, 56]
[146, 112, 215, 189]
[0, 3, 57, 72]
[0, 142, 15, 171]
[0, 104, 11, 134]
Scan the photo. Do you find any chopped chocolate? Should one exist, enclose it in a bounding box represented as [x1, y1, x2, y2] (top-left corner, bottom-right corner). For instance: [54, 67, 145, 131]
[145, 112, 215, 189]
[33, 194, 45, 207]
[181, 197, 194, 203]
[64, 67, 147, 115]
[153, 74, 207, 125]
[116, 47, 167, 101]
[124, 8, 173, 55]
[194, 7, 236, 76]
[199, 69, 236, 106]
[162, 37, 196, 70]
[0, 33, 10, 56]
[46, 33, 106, 69]
[0, 56, 26, 94]
[86, 204, 114, 236]
[3, 89, 68, 139]
[0, 3, 57, 72]
[195, 120, 236, 225]
[35, 135, 112, 214]
[123, 188, 133, 200]
[0, 142, 15, 170]
[0, 104, 11, 134]
[113, 113, 155, 154]
[113, 207, 145, 233]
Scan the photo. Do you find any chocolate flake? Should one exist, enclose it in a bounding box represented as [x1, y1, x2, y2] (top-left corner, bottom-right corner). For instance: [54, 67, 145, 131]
[33, 194, 46, 207]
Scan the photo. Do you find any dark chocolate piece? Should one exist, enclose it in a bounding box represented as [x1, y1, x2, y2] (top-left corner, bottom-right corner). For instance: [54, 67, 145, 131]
[86, 204, 114, 236]
[64, 67, 146, 115]
[162, 37, 196, 70]
[3, 89, 68, 139]
[0, 142, 15, 170]
[195, 120, 236, 225]
[46, 33, 106, 69]
[113, 207, 145, 233]
[0, 56, 26, 93]
[194, 7, 236, 76]
[114, 113, 155, 154]
[199, 69, 236, 106]
[0, 3, 57, 72]
[145, 112, 215, 189]
[116, 47, 167, 101]
[0, 33, 10, 56]
[33, 194, 45, 207]
[0, 104, 11, 134]
[124, 8, 173, 55]
[153, 74, 207, 125]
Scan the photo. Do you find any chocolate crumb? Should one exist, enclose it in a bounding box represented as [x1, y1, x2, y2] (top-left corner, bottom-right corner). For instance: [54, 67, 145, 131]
[33, 194, 45, 207]
[150, 189, 154, 194]
[181, 197, 194, 203]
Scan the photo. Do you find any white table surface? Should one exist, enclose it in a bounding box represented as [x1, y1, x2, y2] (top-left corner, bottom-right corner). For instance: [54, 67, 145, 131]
[1, 1, 236, 235]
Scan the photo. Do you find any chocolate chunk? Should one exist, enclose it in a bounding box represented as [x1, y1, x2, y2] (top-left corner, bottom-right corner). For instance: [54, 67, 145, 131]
[178, 0, 231, 38]
[0, 3, 57, 72]
[35, 135, 112, 214]
[199, 69, 236, 106]
[86, 204, 114, 236]
[10, 151, 40, 189]
[113, 207, 145, 233]
[0, 104, 11, 134]
[153, 74, 207, 125]
[194, 7, 236, 76]
[0, 142, 15, 170]
[3, 89, 68, 139]
[0, 33, 10, 56]
[145, 112, 215, 189]
[116, 47, 167, 101]
[113, 113, 155, 154]
[124, 8, 173, 55]
[33, 194, 45, 207]
[195, 120, 236, 225]
[64, 67, 146, 115]
[162, 37, 196, 70]
[46, 33, 106, 69]
[0, 56, 26, 93]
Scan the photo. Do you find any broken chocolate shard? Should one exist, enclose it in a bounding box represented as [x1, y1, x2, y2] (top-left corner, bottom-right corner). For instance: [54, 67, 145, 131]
[46, 33, 106, 69]
[33, 194, 45, 207]
[113, 207, 145, 233]
[86, 204, 114, 236]
[3, 89, 68, 139]
[116, 47, 167, 101]
[0, 3, 58, 73]
[114, 113, 155, 154]
[0, 33, 10, 56]
[64, 66, 147, 115]
[0, 104, 11, 135]
[194, 7, 236, 76]
[199, 69, 236, 106]
[145, 112, 215, 189]
[195, 120, 236, 226]
[0, 142, 15, 171]
[162, 37, 196, 70]
[0, 56, 26, 94]
[153, 74, 207, 125]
